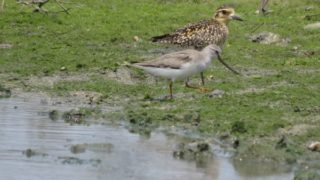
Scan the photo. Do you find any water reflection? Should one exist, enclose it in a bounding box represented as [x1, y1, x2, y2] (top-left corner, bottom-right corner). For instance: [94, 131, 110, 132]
[0, 94, 294, 180]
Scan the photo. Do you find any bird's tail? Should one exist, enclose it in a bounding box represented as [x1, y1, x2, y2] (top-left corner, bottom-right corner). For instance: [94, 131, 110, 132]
[151, 34, 172, 43]
[122, 61, 143, 70]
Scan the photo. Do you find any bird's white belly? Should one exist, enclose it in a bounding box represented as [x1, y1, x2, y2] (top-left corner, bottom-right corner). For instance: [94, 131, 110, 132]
[142, 63, 200, 81]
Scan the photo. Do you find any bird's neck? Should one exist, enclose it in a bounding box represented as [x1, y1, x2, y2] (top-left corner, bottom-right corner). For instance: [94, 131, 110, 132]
[201, 47, 216, 61]
[213, 17, 230, 25]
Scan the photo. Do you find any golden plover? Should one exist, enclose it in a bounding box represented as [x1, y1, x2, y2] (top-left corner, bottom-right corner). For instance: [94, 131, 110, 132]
[151, 5, 243, 85]
[152, 5, 243, 48]
[132, 44, 239, 99]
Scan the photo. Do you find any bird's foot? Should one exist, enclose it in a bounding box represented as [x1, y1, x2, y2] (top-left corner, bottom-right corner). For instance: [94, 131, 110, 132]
[163, 95, 174, 101]
[186, 82, 211, 93]
[146, 94, 174, 101]
[185, 82, 198, 89]
[198, 87, 211, 93]
[33, 7, 48, 13]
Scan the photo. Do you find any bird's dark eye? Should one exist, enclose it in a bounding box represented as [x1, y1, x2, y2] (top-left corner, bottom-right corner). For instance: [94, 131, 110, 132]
[221, 10, 227, 15]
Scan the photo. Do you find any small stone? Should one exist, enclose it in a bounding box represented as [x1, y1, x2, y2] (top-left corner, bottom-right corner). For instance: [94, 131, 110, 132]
[208, 89, 225, 98]
[23, 148, 36, 158]
[292, 46, 299, 51]
[304, 22, 320, 30]
[250, 32, 280, 44]
[308, 141, 320, 152]
[70, 144, 86, 154]
[173, 141, 211, 161]
[183, 112, 200, 123]
[49, 110, 59, 120]
[196, 142, 210, 152]
[60, 66, 66, 71]
[304, 6, 314, 11]
[275, 136, 287, 149]
[0, 43, 13, 49]
[233, 139, 240, 149]
[293, 106, 301, 112]
[186, 141, 210, 153]
[133, 36, 140, 42]
[173, 151, 184, 159]
[63, 110, 86, 124]
[250, 32, 290, 46]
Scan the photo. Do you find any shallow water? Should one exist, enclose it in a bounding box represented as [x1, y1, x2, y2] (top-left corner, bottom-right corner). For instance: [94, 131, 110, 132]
[0, 95, 294, 180]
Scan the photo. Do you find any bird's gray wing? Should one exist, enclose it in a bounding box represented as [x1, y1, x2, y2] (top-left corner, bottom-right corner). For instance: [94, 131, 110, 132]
[135, 50, 197, 69]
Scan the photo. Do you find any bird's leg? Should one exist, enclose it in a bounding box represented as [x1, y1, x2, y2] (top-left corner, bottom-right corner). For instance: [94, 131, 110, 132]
[155, 77, 159, 85]
[196, 46, 207, 86]
[185, 72, 206, 87]
[33, 5, 41, 12]
[33, 0, 49, 13]
[185, 77, 191, 88]
[169, 81, 173, 99]
[259, 0, 269, 15]
[185, 79, 197, 89]
[53, 0, 70, 14]
[33, 5, 47, 12]
[185, 77, 210, 93]
[200, 72, 205, 86]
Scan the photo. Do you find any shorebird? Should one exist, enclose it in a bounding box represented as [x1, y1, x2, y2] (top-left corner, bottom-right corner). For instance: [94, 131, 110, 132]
[17, 0, 50, 12]
[17, 0, 69, 13]
[132, 44, 239, 99]
[151, 5, 243, 86]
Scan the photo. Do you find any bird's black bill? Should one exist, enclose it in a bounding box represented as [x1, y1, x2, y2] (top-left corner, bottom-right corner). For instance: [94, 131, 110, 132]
[232, 15, 244, 21]
[217, 53, 240, 75]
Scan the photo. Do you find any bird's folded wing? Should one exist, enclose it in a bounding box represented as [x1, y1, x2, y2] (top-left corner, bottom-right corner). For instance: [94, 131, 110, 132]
[175, 19, 211, 34]
[135, 51, 196, 69]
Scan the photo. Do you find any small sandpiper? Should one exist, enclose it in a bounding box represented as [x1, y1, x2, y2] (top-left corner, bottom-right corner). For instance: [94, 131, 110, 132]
[132, 44, 239, 99]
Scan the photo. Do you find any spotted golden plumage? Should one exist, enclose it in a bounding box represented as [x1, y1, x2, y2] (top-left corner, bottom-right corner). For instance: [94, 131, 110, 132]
[152, 5, 243, 49]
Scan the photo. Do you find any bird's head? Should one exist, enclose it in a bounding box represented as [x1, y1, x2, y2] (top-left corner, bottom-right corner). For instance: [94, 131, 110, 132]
[214, 5, 243, 24]
[204, 44, 241, 75]
[207, 44, 222, 55]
